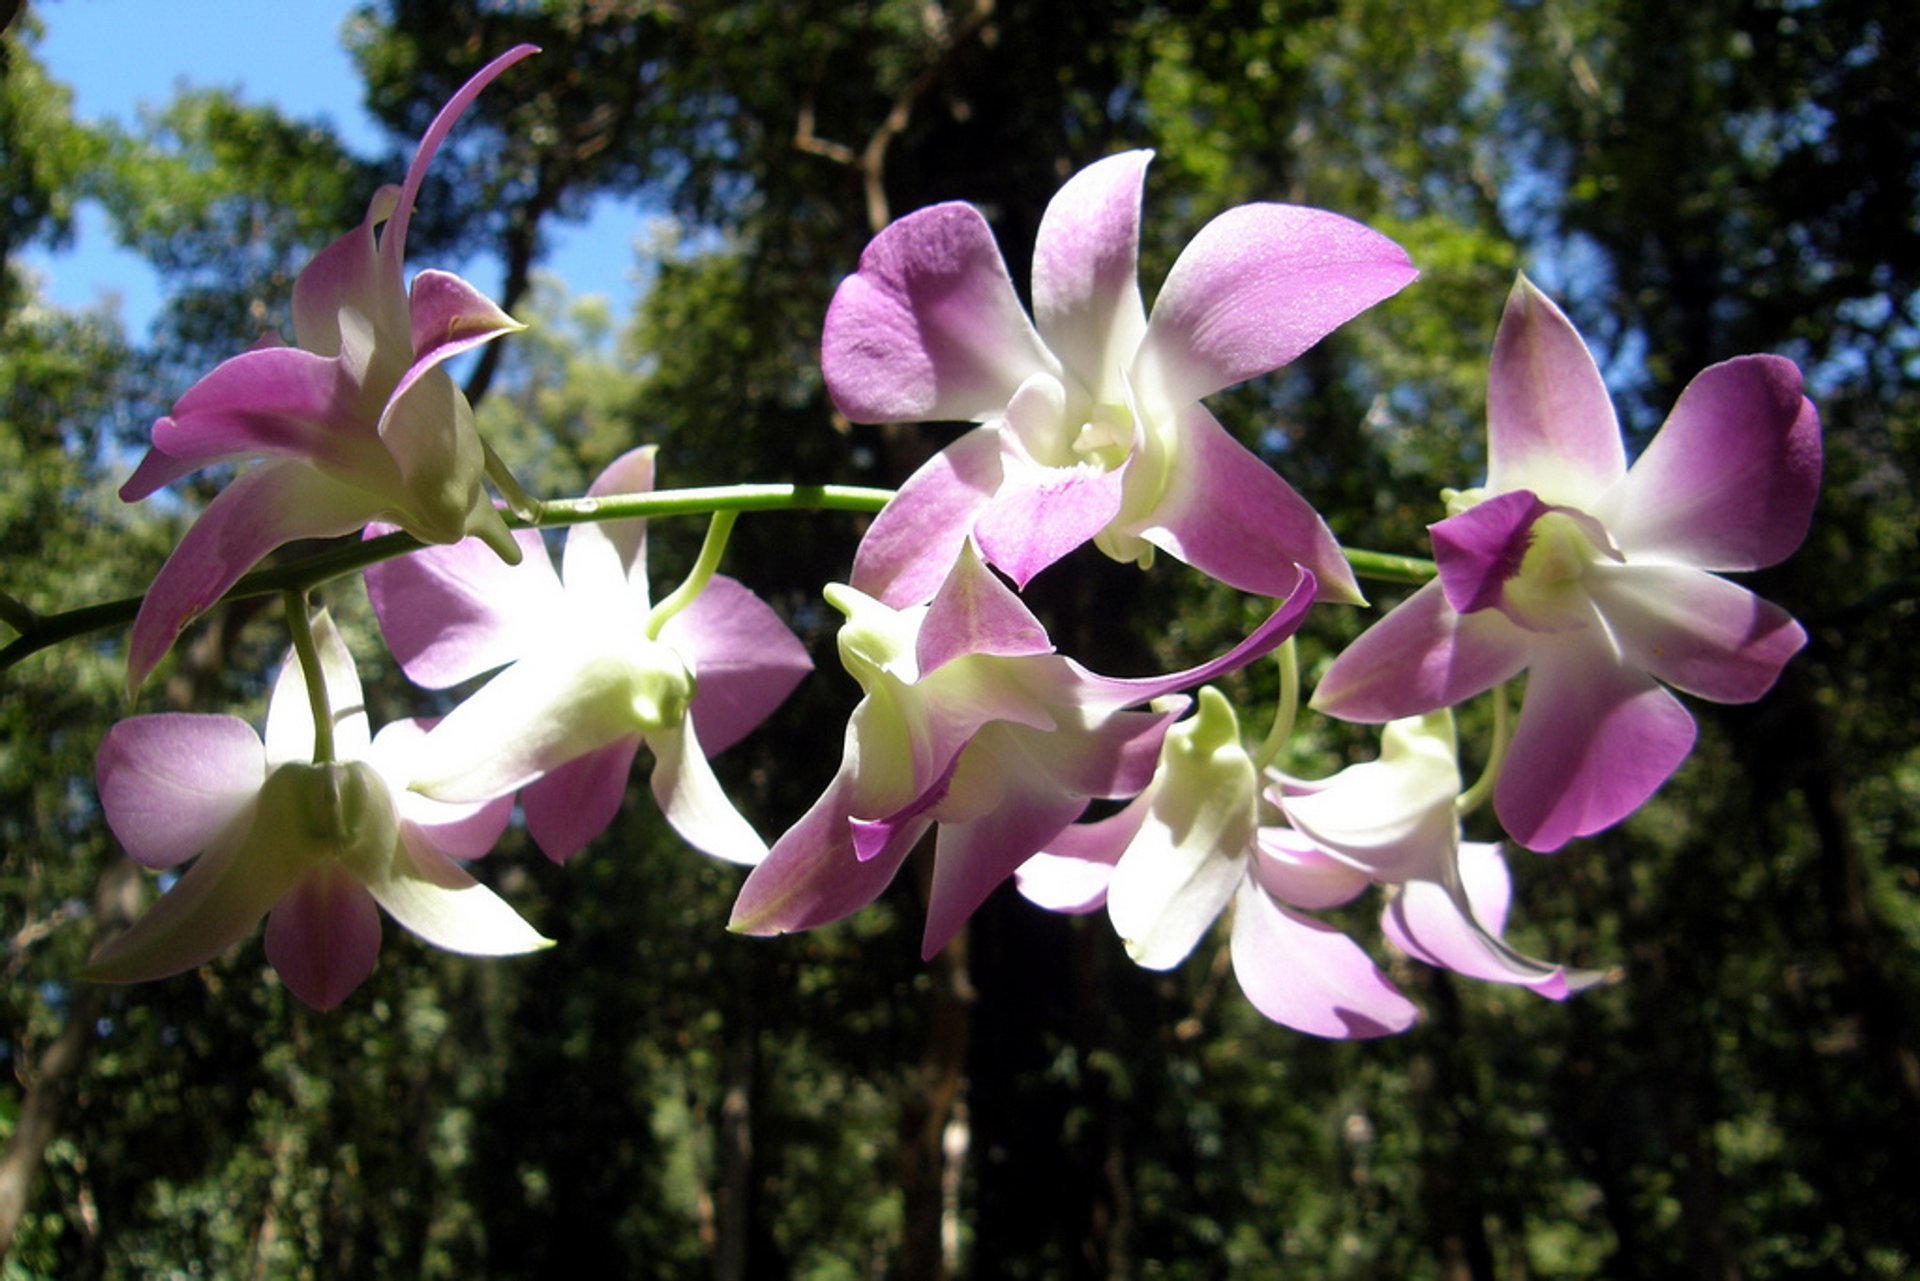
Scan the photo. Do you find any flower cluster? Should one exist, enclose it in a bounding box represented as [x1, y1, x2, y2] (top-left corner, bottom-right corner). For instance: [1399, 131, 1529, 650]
[85, 49, 1820, 1030]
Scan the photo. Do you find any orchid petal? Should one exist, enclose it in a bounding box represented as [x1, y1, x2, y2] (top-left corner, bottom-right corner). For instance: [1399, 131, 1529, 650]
[1381, 875, 1571, 998]
[369, 719, 513, 858]
[1311, 580, 1530, 723]
[1075, 571, 1316, 710]
[118, 442, 202, 505]
[264, 865, 382, 1010]
[1031, 150, 1151, 403]
[1495, 639, 1697, 851]
[1134, 204, 1417, 415]
[96, 715, 264, 869]
[1134, 404, 1362, 603]
[1250, 829, 1371, 910]
[850, 426, 1002, 607]
[922, 754, 1090, 959]
[368, 836, 552, 956]
[658, 575, 813, 755]
[1280, 712, 1461, 883]
[1602, 355, 1822, 570]
[564, 445, 657, 601]
[915, 540, 1055, 674]
[1587, 560, 1805, 703]
[379, 46, 540, 294]
[412, 647, 665, 803]
[823, 201, 1058, 423]
[730, 770, 927, 936]
[1036, 700, 1188, 800]
[1228, 878, 1417, 1039]
[128, 462, 380, 693]
[372, 362, 494, 546]
[264, 610, 371, 767]
[138, 345, 382, 489]
[1485, 275, 1626, 504]
[1015, 794, 1150, 914]
[521, 735, 642, 864]
[291, 186, 396, 357]
[650, 718, 768, 866]
[81, 819, 307, 985]
[408, 269, 524, 369]
[364, 525, 557, 689]
[973, 457, 1127, 590]
[1429, 490, 1552, 616]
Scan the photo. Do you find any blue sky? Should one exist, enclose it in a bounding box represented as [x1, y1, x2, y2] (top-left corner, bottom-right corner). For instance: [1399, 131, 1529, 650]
[23, 0, 654, 334]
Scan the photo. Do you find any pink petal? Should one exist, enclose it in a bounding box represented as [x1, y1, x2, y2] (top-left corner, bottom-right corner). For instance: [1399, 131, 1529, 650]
[264, 864, 383, 1010]
[379, 46, 539, 289]
[128, 462, 382, 693]
[1485, 276, 1626, 505]
[408, 269, 523, 368]
[1074, 572, 1317, 710]
[1228, 878, 1417, 1038]
[136, 346, 381, 491]
[850, 426, 1002, 607]
[1380, 877, 1571, 998]
[730, 771, 927, 936]
[1587, 561, 1805, 703]
[96, 715, 264, 869]
[1603, 355, 1822, 570]
[1310, 580, 1530, 723]
[1134, 204, 1416, 414]
[1031, 150, 1151, 403]
[522, 735, 642, 864]
[922, 767, 1090, 959]
[1250, 828, 1371, 910]
[374, 719, 514, 859]
[1028, 703, 1185, 800]
[1015, 795, 1150, 914]
[119, 442, 205, 504]
[658, 575, 812, 755]
[915, 540, 1055, 674]
[822, 201, 1056, 423]
[1495, 640, 1697, 851]
[80, 822, 298, 985]
[564, 445, 658, 596]
[1429, 489, 1551, 615]
[973, 456, 1127, 589]
[365, 525, 558, 689]
[1134, 404, 1363, 604]
[291, 186, 398, 356]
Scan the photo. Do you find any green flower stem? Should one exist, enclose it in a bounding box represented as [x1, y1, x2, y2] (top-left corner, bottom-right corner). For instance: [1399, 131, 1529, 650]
[1249, 638, 1300, 775]
[646, 510, 739, 640]
[1456, 682, 1511, 818]
[0, 483, 895, 675]
[1342, 548, 1436, 586]
[283, 591, 334, 765]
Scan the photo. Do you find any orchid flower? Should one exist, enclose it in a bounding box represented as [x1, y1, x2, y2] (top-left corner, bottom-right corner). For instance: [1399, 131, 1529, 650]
[728, 542, 1315, 959]
[821, 150, 1416, 607]
[1017, 687, 1419, 1038]
[365, 447, 812, 866]
[88, 611, 547, 1010]
[118, 46, 539, 693]
[1312, 276, 1821, 851]
[1016, 700, 1589, 1037]
[1276, 711, 1597, 998]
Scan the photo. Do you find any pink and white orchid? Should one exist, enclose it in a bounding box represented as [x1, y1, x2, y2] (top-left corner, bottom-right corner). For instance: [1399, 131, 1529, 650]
[728, 543, 1315, 959]
[119, 46, 540, 692]
[822, 150, 1416, 607]
[1017, 687, 1419, 1038]
[89, 611, 547, 1010]
[365, 447, 812, 866]
[1016, 701, 1589, 1037]
[1312, 276, 1820, 851]
[1276, 711, 1595, 998]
